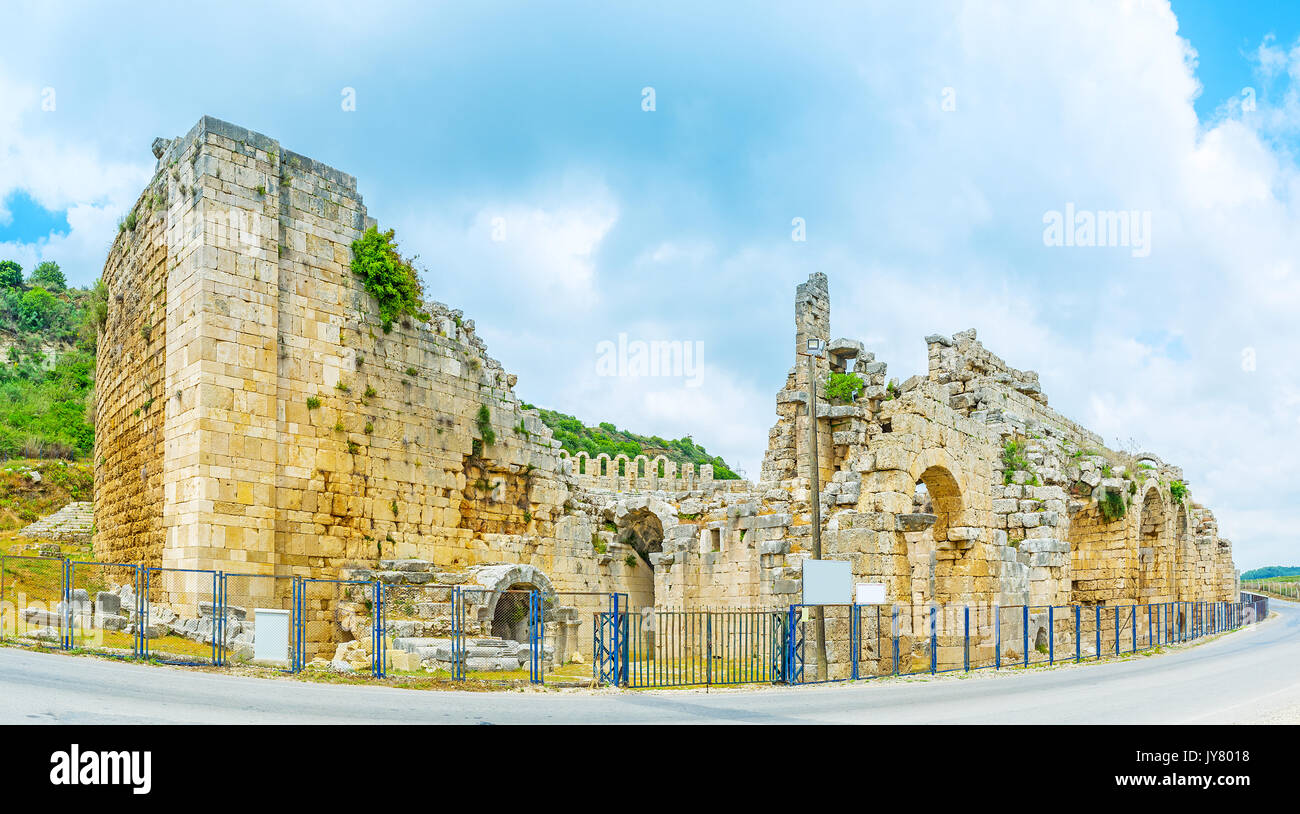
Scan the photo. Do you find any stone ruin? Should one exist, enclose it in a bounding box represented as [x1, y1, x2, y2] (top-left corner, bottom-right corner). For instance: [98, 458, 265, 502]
[92, 117, 1237, 672]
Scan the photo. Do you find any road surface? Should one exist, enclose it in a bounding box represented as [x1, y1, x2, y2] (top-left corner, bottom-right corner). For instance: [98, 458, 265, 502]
[2, 599, 1296, 724]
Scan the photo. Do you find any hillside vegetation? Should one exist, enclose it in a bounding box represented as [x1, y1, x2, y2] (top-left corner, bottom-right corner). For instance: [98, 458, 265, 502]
[0, 260, 102, 461]
[1240, 566, 1300, 580]
[523, 405, 740, 479]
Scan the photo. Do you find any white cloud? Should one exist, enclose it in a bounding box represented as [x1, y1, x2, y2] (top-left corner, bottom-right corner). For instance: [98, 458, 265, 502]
[0, 69, 151, 285]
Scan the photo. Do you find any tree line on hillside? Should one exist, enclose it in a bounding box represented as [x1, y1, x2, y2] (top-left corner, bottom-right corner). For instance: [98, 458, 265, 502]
[1240, 565, 1300, 580]
[523, 405, 741, 479]
[0, 259, 105, 460]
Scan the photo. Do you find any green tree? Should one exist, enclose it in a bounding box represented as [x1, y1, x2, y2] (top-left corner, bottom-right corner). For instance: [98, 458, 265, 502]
[0, 260, 22, 289]
[29, 261, 66, 290]
[17, 286, 59, 332]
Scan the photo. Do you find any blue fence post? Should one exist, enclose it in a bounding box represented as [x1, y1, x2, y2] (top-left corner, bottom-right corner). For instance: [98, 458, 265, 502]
[451, 586, 462, 681]
[850, 604, 860, 681]
[1115, 604, 1120, 655]
[787, 605, 799, 685]
[929, 605, 937, 675]
[1074, 605, 1080, 663]
[1095, 605, 1101, 660]
[994, 604, 1001, 670]
[963, 605, 969, 672]
[61, 560, 71, 651]
[1048, 606, 1054, 665]
[528, 591, 541, 685]
[1021, 606, 1028, 667]
[706, 611, 713, 688]
[891, 605, 899, 676]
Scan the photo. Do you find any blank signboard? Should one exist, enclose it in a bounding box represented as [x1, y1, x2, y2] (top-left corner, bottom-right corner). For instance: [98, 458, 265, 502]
[855, 582, 887, 605]
[802, 559, 852, 605]
[254, 608, 290, 664]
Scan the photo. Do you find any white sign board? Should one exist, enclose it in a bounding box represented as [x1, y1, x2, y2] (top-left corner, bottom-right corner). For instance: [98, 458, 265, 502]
[802, 559, 852, 605]
[253, 608, 290, 665]
[855, 582, 887, 605]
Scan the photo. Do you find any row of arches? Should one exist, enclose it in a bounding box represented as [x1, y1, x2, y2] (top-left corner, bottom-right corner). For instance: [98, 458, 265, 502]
[558, 450, 712, 480]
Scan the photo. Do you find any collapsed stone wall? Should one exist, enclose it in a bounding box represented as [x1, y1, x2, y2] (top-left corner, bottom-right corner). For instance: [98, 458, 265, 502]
[693, 272, 1236, 622]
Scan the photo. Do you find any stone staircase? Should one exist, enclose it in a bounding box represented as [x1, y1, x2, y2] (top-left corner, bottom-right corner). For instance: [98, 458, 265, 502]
[19, 501, 94, 542]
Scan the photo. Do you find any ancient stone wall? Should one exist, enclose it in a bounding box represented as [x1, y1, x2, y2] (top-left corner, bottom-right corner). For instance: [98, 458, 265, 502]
[95, 118, 618, 604]
[93, 170, 171, 567]
[96, 121, 1237, 656]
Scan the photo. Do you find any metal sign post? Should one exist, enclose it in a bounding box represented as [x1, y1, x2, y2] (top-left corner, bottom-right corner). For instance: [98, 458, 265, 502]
[800, 336, 829, 680]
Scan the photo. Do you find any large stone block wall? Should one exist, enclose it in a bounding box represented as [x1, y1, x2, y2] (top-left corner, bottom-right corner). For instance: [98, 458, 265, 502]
[95, 117, 629, 606]
[93, 170, 172, 567]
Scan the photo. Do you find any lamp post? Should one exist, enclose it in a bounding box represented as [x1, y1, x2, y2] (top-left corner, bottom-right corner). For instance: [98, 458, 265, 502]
[800, 337, 829, 679]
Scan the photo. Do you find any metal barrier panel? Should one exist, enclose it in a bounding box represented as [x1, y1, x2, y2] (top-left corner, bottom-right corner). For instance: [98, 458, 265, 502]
[890, 603, 935, 676]
[0, 554, 66, 648]
[300, 578, 380, 676]
[790, 604, 855, 683]
[545, 590, 620, 684]
[623, 608, 784, 688]
[380, 582, 456, 678]
[67, 561, 139, 659]
[459, 587, 537, 683]
[142, 568, 219, 666]
[219, 573, 300, 671]
[854, 604, 890, 678]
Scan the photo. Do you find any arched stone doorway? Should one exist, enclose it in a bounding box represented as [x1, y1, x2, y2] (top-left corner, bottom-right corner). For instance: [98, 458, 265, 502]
[615, 507, 664, 567]
[1138, 485, 1170, 604]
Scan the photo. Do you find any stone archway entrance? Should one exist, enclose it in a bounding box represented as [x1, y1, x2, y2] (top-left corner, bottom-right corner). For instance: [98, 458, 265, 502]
[490, 582, 538, 643]
[615, 507, 664, 567]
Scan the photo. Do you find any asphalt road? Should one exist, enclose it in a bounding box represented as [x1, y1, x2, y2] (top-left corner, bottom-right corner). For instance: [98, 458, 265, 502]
[2, 599, 1296, 724]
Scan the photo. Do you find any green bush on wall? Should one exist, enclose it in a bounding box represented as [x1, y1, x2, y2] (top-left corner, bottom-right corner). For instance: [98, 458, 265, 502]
[349, 226, 430, 331]
[823, 372, 864, 403]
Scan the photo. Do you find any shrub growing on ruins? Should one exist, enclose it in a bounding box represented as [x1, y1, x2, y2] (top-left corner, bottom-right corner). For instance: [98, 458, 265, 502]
[349, 226, 430, 331]
[1099, 489, 1127, 523]
[624, 553, 639, 568]
[823, 372, 864, 403]
[1000, 439, 1034, 485]
[306, 396, 321, 410]
[1169, 480, 1188, 504]
[476, 404, 496, 446]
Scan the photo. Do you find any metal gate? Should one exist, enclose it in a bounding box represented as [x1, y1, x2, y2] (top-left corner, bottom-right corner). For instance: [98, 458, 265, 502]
[299, 578, 381, 677]
[594, 594, 627, 686]
[141, 567, 219, 665]
[67, 560, 141, 659]
[217, 573, 302, 671]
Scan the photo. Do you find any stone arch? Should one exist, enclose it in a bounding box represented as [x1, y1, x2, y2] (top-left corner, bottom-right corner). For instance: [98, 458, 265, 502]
[633, 454, 649, 478]
[473, 564, 556, 644]
[652, 455, 669, 478]
[615, 506, 667, 566]
[1137, 482, 1171, 603]
[595, 453, 611, 477]
[1173, 500, 1192, 600]
[573, 450, 590, 475]
[613, 453, 630, 477]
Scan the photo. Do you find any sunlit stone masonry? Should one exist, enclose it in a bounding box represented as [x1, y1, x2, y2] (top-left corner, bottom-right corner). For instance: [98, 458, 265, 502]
[95, 117, 1237, 665]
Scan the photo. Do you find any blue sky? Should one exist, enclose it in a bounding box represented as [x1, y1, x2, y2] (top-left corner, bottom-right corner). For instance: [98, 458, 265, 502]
[1, 1, 1298, 570]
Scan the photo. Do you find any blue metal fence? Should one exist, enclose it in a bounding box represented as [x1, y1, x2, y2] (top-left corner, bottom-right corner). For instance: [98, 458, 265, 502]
[0, 551, 1270, 691]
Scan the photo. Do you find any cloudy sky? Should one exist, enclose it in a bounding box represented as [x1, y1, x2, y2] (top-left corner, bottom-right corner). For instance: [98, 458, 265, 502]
[1, 1, 1297, 569]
